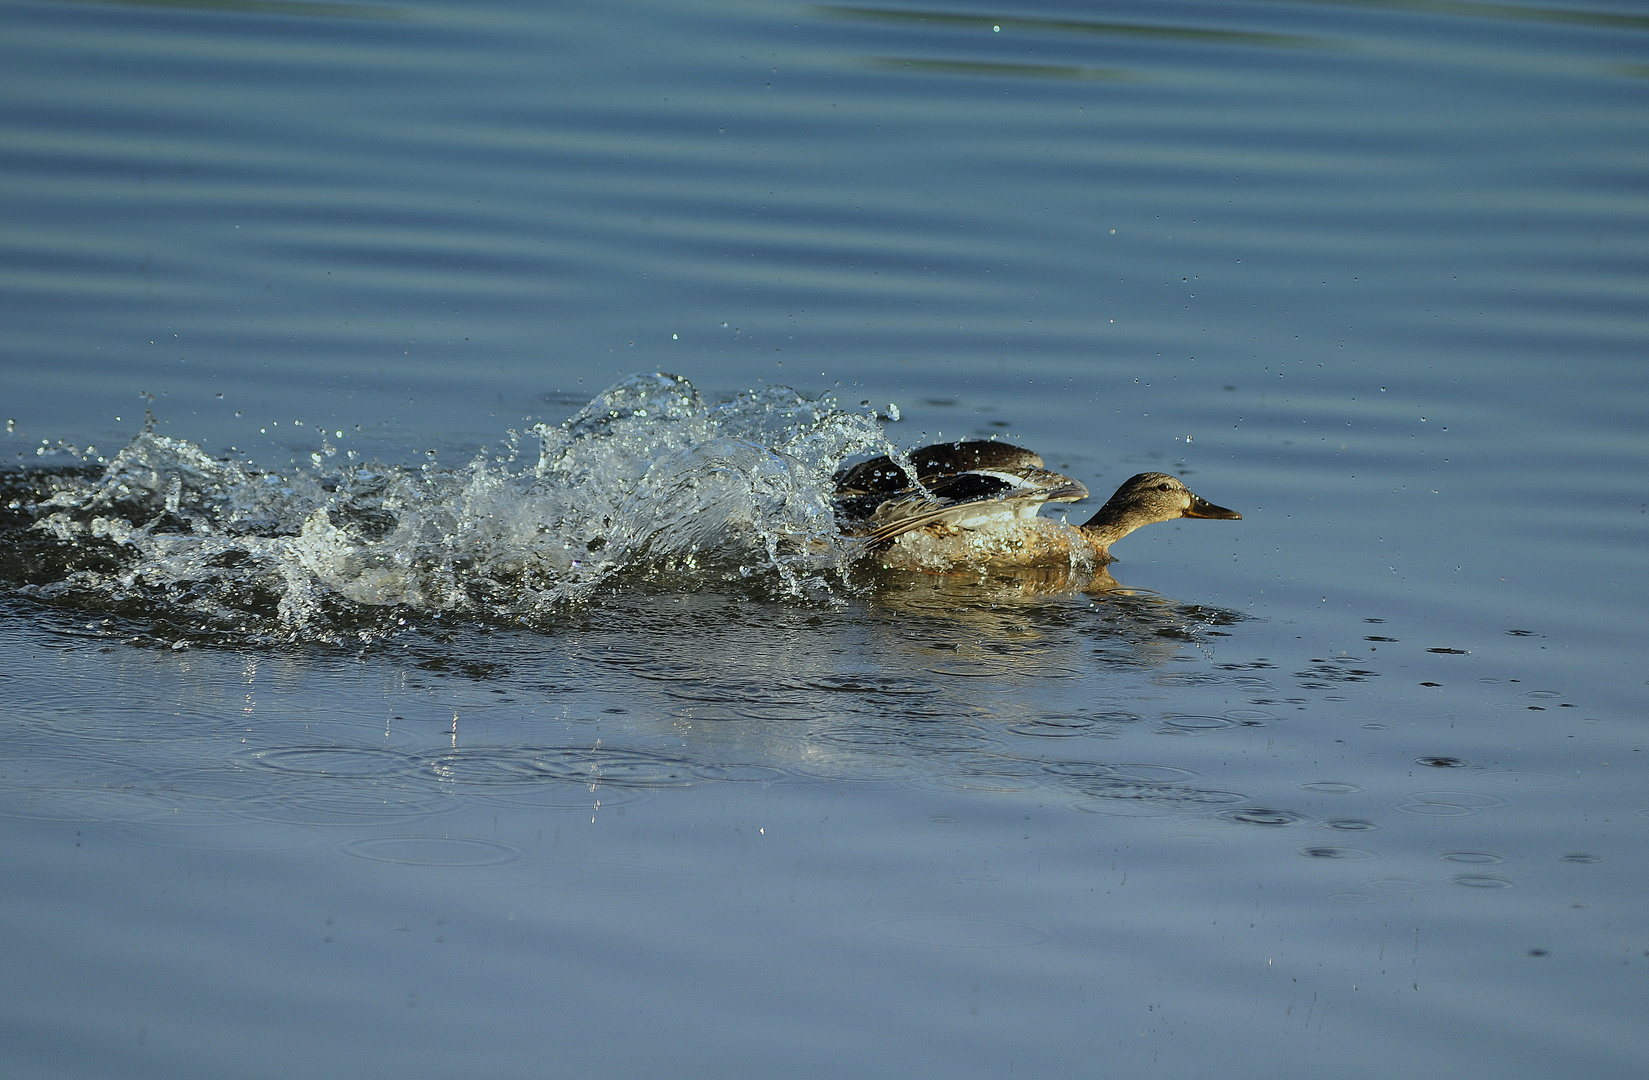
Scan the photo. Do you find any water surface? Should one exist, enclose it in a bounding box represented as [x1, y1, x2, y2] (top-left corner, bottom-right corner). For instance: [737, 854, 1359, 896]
[2, 0, 1646, 1076]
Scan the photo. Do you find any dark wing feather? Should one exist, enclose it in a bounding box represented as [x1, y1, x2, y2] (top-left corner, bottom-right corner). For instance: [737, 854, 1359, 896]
[909, 441, 1045, 481]
[833, 440, 1046, 495]
[922, 471, 1021, 503]
[832, 456, 915, 497]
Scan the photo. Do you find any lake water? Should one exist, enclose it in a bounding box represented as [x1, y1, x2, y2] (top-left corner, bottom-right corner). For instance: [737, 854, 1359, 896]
[2, 0, 1647, 1075]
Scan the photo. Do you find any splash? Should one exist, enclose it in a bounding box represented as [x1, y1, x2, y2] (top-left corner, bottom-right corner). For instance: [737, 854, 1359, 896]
[2, 375, 894, 641]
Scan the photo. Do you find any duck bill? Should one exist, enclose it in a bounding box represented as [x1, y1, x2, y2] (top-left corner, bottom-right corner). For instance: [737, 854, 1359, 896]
[1183, 494, 1241, 520]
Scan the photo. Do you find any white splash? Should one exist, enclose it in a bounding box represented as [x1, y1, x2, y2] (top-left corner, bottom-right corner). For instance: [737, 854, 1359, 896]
[19, 374, 893, 638]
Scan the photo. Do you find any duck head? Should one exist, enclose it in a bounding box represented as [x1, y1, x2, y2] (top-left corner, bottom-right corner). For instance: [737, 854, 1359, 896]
[1079, 472, 1241, 550]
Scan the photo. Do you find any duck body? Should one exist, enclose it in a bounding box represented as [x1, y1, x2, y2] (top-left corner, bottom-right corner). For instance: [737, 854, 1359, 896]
[833, 440, 1240, 573]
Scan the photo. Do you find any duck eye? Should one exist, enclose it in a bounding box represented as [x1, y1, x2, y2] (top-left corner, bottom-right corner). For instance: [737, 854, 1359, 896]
[1157, 482, 1173, 492]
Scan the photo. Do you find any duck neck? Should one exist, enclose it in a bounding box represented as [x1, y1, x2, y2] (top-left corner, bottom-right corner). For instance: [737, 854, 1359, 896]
[1078, 501, 1146, 551]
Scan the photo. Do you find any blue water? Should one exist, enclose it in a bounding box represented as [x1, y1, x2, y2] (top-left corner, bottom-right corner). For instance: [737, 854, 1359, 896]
[3, 0, 1647, 1076]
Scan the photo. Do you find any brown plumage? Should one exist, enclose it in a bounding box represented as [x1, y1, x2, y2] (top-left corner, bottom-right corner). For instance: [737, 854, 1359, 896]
[834, 440, 1240, 573]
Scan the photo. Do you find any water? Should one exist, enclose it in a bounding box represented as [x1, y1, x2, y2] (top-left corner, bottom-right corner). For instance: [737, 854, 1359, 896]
[2, 0, 1647, 1076]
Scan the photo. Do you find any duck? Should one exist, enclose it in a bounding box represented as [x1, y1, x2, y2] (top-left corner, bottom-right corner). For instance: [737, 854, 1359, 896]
[833, 440, 1240, 573]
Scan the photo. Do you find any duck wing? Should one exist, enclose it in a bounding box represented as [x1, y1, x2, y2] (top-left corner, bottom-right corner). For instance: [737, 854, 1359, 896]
[909, 440, 1046, 481]
[833, 440, 1047, 496]
[862, 468, 1088, 547]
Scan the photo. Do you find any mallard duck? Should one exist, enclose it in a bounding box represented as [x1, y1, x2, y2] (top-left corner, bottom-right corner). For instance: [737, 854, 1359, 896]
[834, 440, 1240, 573]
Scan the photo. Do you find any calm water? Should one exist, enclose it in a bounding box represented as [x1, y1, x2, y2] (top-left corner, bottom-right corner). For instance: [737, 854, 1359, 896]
[3, 0, 1647, 1076]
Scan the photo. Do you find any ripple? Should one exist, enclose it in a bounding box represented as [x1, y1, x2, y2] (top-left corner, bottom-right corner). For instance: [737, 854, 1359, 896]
[247, 745, 424, 780]
[1150, 671, 1225, 687]
[902, 730, 1002, 755]
[1071, 781, 1237, 806]
[736, 702, 828, 721]
[1219, 807, 1307, 826]
[1415, 756, 1469, 768]
[1559, 853, 1600, 864]
[338, 836, 520, 867]
[925, 660, 1013, 678]
[1046, 761, 1244, 812]
[925, 772, 1048, 795]
[873, 916, 1049, 949]
[661, 683, 815, 714]
[627, 664, 716, 683]
[799, 674, 934, 696]
[1006, 711, 1139, 738]
[1157, 714, 1240, 735]
[429, 745, 753, 789]
[1299, 846, 1376, 860]
[1394, 791, 1509, 817]
[1441, 850, 1504, 864]
[803, 724, 905, 749]
[873, 698, 990, 721]
[232, 783, 456, 827]
[1045, 762, 1200, 784]
[1321, 818, 1379, 831]
[1007, 717, 1101, 738]
[1301, 781, 1363, 794]
[665, 703, 753, 723]
[1452, 874, 1515, 889]
[788, 725, 921, 781]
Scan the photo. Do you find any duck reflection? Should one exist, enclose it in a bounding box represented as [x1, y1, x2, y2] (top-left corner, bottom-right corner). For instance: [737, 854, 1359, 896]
[536, 580, 1249, 815]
